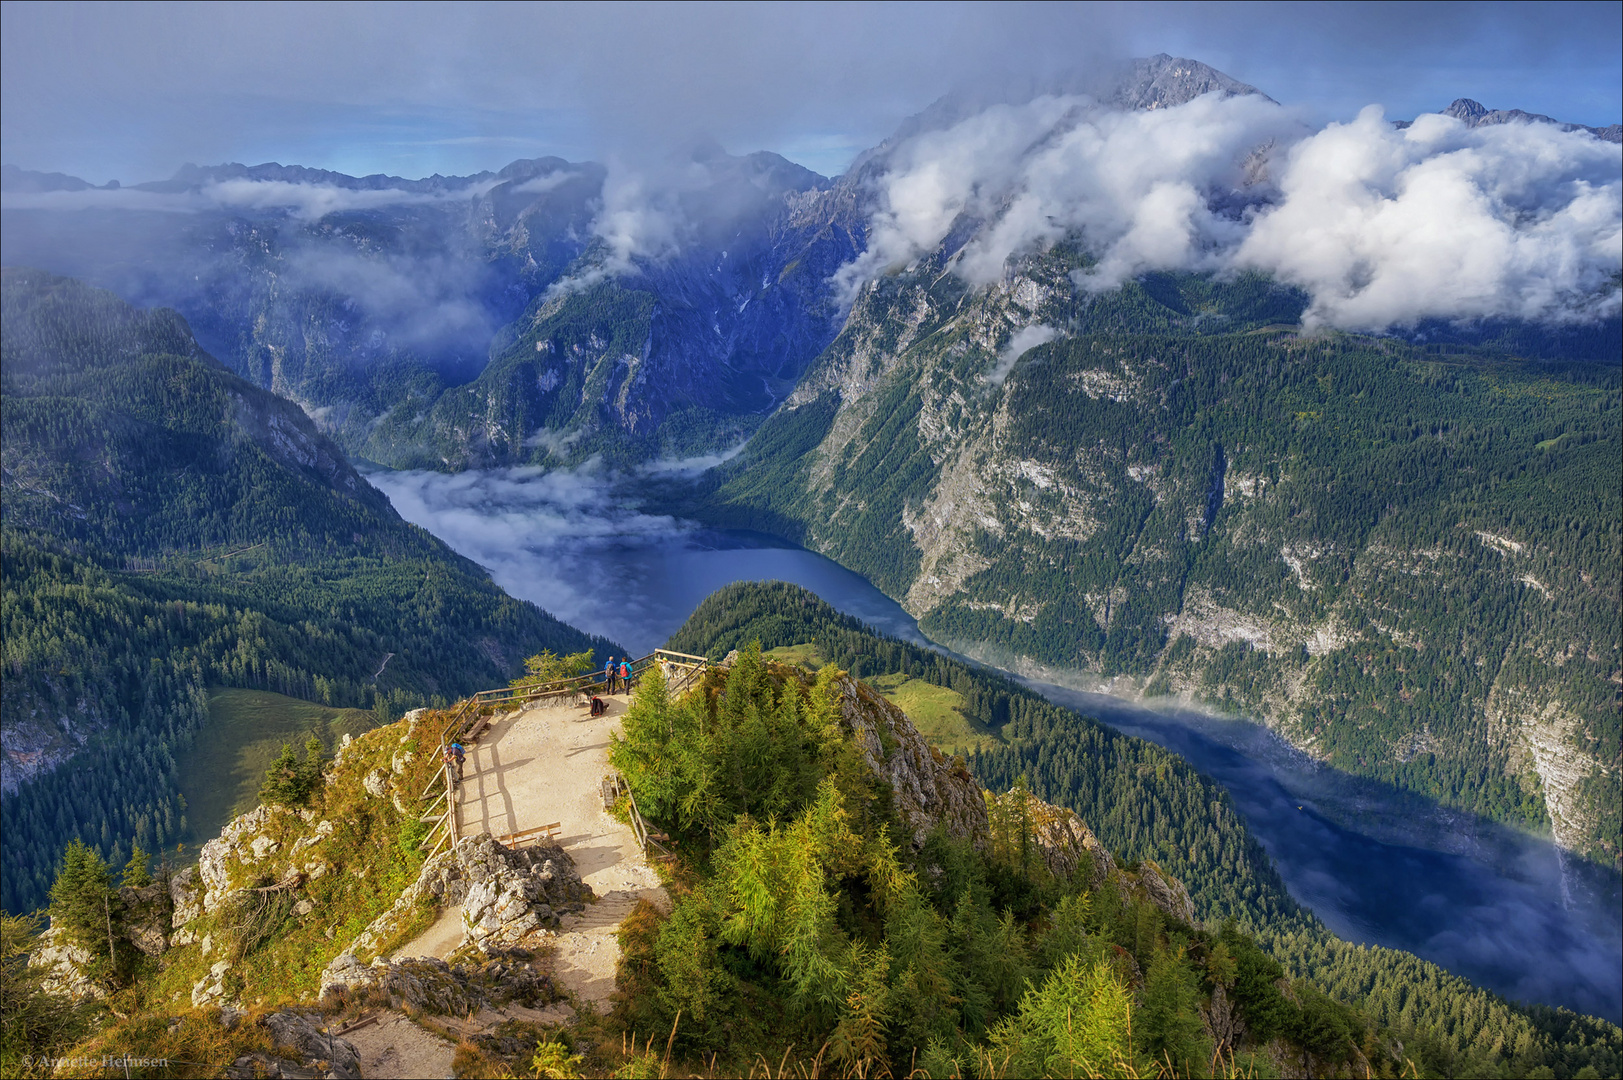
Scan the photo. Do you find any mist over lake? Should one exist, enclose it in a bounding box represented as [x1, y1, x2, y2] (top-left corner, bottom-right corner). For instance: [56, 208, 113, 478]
[373, 464, 1623, 1023]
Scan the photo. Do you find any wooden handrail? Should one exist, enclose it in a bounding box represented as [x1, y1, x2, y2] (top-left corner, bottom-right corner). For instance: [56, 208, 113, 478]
[415, 649, 715, 851]
[653, 649, 709, 664]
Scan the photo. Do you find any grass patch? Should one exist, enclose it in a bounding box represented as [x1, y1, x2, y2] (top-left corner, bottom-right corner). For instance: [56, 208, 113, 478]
[764, 644, 998, 754]
[763, 642, 827, 670]
[179, 689, 378, 848]
[867, 672, 999, 754]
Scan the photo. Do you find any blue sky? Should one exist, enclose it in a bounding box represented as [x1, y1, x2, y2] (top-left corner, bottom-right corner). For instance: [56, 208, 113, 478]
[3, 1, 1619, 184]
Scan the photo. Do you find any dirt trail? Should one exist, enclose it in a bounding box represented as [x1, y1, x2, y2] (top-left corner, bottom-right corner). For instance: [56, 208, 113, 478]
[395, 693, 667, 1012]
[344, 1012, 455, 1079]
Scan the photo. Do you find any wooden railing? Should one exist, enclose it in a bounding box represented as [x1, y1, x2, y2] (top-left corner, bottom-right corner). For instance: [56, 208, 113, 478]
[416, 648, 713, 859]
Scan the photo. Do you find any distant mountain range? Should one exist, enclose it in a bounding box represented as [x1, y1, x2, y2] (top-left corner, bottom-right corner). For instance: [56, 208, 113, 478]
[1394, 97, 1622, 142]
[8, 55, 1612, 471]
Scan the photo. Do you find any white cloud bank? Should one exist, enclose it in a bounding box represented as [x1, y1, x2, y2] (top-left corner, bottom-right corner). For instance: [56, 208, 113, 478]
[0, 177, 494, 221]
[987, 324, 1059, 386]
[836, 93, 1622, 330]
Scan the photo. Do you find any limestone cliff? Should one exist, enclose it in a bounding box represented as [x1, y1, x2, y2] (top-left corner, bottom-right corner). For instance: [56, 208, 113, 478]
[828, 666, 1198, 927]
[717, 250, 1621, 865]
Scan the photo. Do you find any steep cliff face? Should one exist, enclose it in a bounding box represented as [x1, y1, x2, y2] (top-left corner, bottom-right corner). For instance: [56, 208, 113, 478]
[824, 665, 1202, 927]
[828, 671, 989, 845]
[708, 255, 1621, 863]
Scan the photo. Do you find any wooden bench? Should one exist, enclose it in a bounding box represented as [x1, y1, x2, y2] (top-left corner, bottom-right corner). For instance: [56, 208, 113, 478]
[496, 822, 562, 849]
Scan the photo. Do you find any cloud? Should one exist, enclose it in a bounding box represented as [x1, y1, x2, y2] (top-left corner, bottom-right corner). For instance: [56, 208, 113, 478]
[365, 463, 694, 648]
[835, 92, 1621, 328]
[986, 324, 1059, 386]
[1236, 107, 1623, 328]
[0, 176, 491, 221]
[273, 243, 504, 361]
[637, 441, 749, 478]
[199, 177, 491, 220]
[511, 171, 573, 196]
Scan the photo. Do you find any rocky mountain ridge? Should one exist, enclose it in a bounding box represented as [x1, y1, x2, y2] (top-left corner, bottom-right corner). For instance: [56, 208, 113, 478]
[26, 656, 1190, 1076]
[703, 250, 1621, 864]
[1438, 97, 1622, 143]
[0, 54, 1301, 472]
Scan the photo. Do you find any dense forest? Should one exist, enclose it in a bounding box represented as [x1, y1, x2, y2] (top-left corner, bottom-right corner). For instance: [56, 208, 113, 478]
[668, 581, 1622, 1078]
[0, 269, 620, 914]
[688, 257, 1622, 865]
[613, 643, 1390, 1076]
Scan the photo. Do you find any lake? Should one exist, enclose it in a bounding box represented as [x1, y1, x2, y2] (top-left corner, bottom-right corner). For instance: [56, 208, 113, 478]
[370, 464, 1623, 1023]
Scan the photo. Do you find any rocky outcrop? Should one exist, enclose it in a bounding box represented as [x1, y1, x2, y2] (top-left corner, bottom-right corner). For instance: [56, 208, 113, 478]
[118, 880, 172, 957]
[168, 866, 203, 947]
[191, 959, 236, 1008]
[832, 673, 989, 847]
[1127, 859, 1197, 925]
[832, 665, 1198, 925]
[320, 831, 590, 990]
[197, 805, 282, 912]
[225, 1009, 362, 1079]
[28, 925, 102, 1001]
[453, 833, 592, 949]
[318, 950, 556, 1014]
[987, 785, 1117, 887]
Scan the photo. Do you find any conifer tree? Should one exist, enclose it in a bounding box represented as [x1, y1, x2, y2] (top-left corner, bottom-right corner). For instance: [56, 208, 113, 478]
[0, 913, 83, 1076]
[1139, 945, 1206, 1074]
[46, 840, 112, 958]
[121, 842, 152, 889]
[258, 743, 302, 806]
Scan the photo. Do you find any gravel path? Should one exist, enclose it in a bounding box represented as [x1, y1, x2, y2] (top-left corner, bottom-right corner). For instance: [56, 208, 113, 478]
[396, 693, 668, 1012]
[345, 1012, 455, 1079]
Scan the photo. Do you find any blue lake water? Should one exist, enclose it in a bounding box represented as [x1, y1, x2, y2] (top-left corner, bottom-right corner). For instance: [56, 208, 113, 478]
[372, 465, 1623, 1023]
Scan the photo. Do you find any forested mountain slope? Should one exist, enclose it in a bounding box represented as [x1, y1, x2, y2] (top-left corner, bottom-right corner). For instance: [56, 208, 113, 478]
[693, 259, 1622, 866]
[1, 55, 1295, 473]
[666, 581, 1622, 1078]
[0, 269, 617, 913]
[1, 150, 858, 471]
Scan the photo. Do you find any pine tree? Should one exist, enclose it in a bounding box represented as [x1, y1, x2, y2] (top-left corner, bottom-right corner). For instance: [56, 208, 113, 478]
[1139, 945, 1207, 1074]
[258, 743, 302, 806]
[0, 913, 84, 1076]
[47, 840, 112, 959]
[297, 735, 327, 803]
[121, 842, 152, 889]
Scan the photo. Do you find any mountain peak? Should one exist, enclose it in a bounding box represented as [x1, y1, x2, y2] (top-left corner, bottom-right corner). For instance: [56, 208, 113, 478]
[1109, 53, 1273, 110]
[1428, 97, 1622, 143]
[1444, 97, 1490, 121]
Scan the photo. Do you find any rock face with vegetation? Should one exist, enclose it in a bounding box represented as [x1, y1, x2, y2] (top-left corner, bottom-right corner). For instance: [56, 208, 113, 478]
[828, 670, 989, 846]
[607, 640, 1396, 1077]
[7, 583, 1622, 1078]
[702, 255, 1622, 865]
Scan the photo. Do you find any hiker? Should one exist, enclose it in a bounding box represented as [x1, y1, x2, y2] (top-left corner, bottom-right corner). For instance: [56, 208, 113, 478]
[604, 655, 617, 694]
[449, 741, 466, 786]
[619, 658, 632, 693]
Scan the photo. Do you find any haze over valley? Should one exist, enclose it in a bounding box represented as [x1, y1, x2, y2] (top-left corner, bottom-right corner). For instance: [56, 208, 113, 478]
[2, 4, 1619, 1077]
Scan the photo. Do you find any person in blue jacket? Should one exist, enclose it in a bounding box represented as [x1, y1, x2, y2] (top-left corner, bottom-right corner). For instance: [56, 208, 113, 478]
[604, 655, 617, 694]
[619, 658, 632, 693]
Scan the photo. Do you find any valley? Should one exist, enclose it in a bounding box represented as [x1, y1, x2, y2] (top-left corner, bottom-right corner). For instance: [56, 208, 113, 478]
[3, 27, 1619, 1075]
[366, 469, 1622, 1021]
